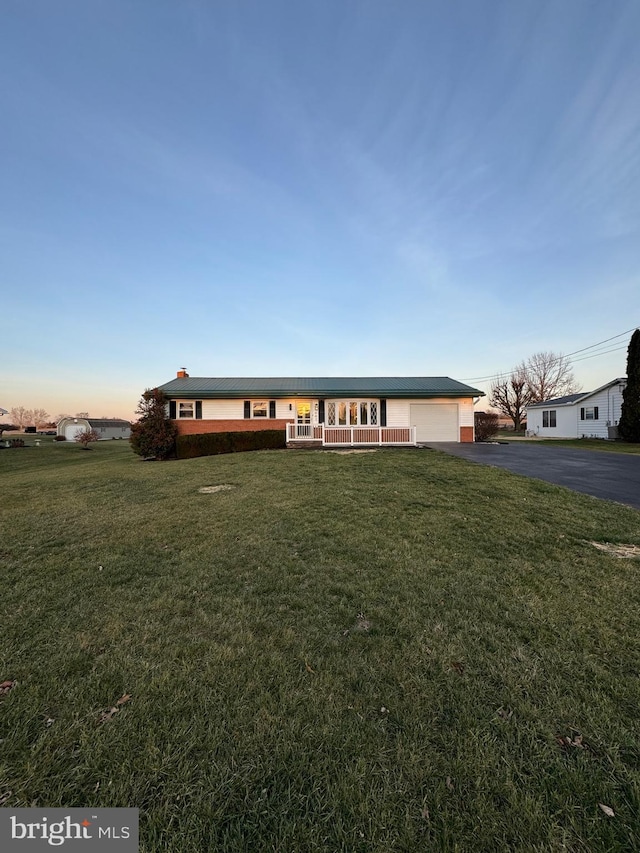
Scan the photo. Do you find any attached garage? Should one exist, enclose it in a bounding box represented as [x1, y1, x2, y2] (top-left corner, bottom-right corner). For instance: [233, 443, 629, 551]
[410, 403, 459, 442]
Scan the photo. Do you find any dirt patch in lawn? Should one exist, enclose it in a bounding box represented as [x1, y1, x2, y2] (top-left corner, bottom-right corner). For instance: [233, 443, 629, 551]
[327, 450, 377, 455]
[198, 485, 235, 494]
[590, 541, 640, 559]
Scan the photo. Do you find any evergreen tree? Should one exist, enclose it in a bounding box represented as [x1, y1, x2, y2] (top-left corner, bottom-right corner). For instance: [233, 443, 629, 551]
[619, 329, 640, 443]
[130, 388, 177, 460]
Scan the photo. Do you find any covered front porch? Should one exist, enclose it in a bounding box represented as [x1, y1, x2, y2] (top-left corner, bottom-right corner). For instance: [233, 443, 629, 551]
[286, 423, 416, 447]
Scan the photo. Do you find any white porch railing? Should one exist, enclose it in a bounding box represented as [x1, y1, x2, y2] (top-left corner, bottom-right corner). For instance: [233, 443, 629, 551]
[287, 423, 416, 446]
[286, 424, 323, 440]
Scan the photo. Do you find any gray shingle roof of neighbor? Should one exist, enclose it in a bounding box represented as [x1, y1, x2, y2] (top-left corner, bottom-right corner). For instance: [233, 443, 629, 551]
[527, 393, 589, 408]
[86, 419, 132, 428]
[527, 378, 627, 409]
[157, 376, 485, 398]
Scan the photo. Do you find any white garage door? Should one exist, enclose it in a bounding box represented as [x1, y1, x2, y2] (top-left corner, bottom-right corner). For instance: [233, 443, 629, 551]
[65, 424, 86, 441]
[410, 403, 459, 442]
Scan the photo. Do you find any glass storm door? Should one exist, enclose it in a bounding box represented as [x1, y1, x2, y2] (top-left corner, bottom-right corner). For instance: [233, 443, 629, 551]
[296, 402, 312, 437]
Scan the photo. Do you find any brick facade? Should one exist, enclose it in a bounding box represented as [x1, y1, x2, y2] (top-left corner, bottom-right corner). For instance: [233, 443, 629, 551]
[174, 419, 291, 436]
[459, 426, 474, 443]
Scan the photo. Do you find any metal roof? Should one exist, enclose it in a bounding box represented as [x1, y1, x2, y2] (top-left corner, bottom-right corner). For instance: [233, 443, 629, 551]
[157, 376, 484, 399]
[527, 393, 587, 409]
[86, 419, 132, 428]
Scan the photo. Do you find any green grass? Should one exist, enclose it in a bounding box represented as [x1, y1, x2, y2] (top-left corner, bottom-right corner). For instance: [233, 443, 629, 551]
[2, 442, 640, 851]
[500, 437, 640, 454]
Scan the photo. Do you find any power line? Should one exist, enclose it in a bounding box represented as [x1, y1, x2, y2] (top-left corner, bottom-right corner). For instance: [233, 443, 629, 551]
[462, 326, 637, 383]
[569, 345, 628, 365]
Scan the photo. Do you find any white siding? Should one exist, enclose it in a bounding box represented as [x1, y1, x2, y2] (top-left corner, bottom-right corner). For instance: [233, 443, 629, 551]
[386, 400, 410, 427]
[458, 398, 474, 428]
[179, 398, 297, 421]
[577, 383, 626, 438]
[276, 398, 298, 423]
[175, 395, 476, 437]
[528, 405, 578, 438]
[200, 400, 243, 419]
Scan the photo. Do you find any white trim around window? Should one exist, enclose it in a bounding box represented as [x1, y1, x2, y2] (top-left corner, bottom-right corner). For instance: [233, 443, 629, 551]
[252, 401, 268, 418]
[326, 400, 378, 427]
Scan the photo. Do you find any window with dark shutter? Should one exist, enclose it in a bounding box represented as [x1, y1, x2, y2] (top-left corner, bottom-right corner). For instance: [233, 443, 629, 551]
[269, 400, 276, 419]
[195, 401, 202, 419]
[244, 401, 251, 418]
[380, 399, 387, 427]
[580, 408, 585, 420]
[169, 401, 176, 419]
[318, 400, 325, 423]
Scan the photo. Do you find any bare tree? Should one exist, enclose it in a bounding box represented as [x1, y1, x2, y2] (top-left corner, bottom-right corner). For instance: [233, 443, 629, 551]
[524, 351, 580, 403]
[55, 413, 72, 423]
[10, 407, 34, 429]
[75, 412, 90, 418]
[489, 370, 532, 431]
[31, 408, 50, 429]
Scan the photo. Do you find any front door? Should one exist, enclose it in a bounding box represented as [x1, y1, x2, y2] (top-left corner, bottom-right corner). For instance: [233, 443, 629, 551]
[296, 401, 312, 438]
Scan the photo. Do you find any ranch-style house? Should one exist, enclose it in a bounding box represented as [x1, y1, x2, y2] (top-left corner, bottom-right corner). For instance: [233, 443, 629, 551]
[156, 370, 484, 447]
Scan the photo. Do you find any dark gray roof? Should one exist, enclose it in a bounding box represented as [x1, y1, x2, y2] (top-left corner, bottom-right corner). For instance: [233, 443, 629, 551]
[87, 419, 132, 428]
[157, 376, 484, 399]
[527, 393, 587, 409]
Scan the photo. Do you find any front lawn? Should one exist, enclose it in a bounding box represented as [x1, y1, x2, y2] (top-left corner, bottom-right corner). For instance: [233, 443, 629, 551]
[1, 442, 640, 851]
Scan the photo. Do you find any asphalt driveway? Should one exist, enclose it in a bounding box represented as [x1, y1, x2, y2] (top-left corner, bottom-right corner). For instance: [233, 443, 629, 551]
[427, 442, 640, 511]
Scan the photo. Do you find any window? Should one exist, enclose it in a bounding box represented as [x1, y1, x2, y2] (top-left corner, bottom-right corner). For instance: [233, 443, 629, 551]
[326, 401, 378, 426]
[542, 410, 556, 428]
[244, 400, 277, 419]
[173, 401, 202, 419]
[581, 406, 599, 421]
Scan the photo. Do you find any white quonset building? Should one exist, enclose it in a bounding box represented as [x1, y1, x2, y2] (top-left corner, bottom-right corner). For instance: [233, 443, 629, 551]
[525, 379, 627, 439]
[57, 417, 132, 441]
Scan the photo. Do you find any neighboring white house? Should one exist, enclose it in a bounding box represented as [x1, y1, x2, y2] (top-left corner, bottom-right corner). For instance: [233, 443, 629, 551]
[525, 379, 627, 439]
[156, 371, 485, 445]
[57, 417, 132, 441]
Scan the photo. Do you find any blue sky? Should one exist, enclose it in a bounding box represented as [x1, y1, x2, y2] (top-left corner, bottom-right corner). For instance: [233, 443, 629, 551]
[2, 0, 639, 419]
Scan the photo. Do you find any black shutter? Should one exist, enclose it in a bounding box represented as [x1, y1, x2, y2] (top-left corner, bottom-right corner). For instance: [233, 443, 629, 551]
[244, 401, 251, 419]
[195, 401, 202, 419]
[380, 399, 387, 427]
[169, 401, 176, 419]
[580, 408, 585, 420]
[594, 406, 599, 420]
[269, 400, 276, 419]
[318, 400, 325, 423]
